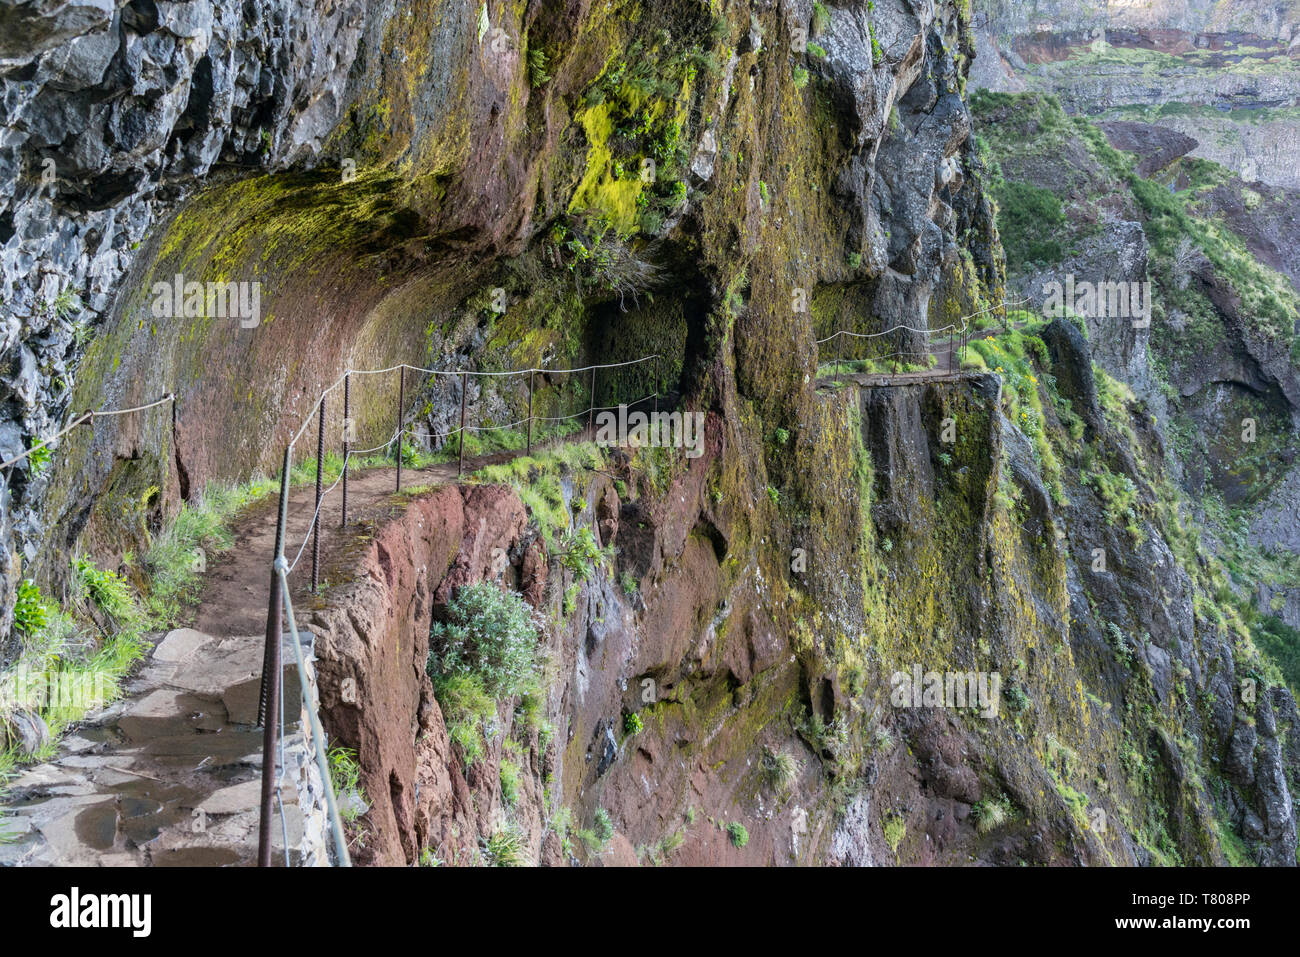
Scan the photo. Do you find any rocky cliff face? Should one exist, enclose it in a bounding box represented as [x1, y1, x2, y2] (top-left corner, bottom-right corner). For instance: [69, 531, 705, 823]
[0, 0, 371, 632]
[971, 82, 1300, 632]
[3, 0, 1297, 866]
[305, 332, 1298, 866]
[11, 0, 999, 609]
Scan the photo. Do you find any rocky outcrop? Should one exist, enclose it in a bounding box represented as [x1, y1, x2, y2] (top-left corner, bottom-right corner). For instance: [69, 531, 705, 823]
[1009, 219, 1160, 415]
[1097, 121, 1198, 178]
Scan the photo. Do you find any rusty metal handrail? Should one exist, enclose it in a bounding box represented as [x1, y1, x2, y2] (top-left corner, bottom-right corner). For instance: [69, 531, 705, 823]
[276, 558, 352, 866]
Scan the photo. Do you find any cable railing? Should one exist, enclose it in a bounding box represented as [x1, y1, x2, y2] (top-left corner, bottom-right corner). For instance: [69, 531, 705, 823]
[269, 560, 352, 867]
[273, 353, 665, 595]
[254, 350, 664, 866]
[0, 392, 177, 472]
[815, 298, 1032, 378]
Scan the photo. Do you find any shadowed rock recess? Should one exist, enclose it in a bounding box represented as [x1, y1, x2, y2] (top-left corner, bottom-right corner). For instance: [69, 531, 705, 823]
[1, 0, 1296, 867]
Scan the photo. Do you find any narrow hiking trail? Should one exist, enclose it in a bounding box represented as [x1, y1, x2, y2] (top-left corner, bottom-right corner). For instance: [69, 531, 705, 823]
[814, 319, 1029, 389]
[0, 451, 509, 867]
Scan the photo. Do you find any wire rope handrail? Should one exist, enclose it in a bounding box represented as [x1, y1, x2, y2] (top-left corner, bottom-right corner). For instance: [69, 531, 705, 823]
[814, 297, 1032, 347]
[0, 392, 176, 470]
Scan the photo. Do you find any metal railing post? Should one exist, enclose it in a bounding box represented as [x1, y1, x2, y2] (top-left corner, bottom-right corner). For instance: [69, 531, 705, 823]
[527, 369, 534, 455]
[458, 371, 467, 477]
[341, 372, 350, 527]
[395, 366, 404, 492]
[312, 395, 325, 594]
[653, 355, 660, 417]
[257, 445, 291, 867]
[169, 392, 182, 498]
[588, 367, 596, 433]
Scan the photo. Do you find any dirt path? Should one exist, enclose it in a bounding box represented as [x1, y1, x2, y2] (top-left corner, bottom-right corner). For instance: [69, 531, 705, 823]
[193, 461, 455, 636]
[192, 436, 574, 635]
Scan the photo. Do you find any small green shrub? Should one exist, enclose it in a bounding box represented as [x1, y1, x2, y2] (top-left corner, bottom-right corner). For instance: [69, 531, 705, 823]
[432, 673, 496, 765]
[577, 807, 615, 854]
[428, 583, 539, 698]
[50, 288, 81, 319]
[624, 711, 644, 735]
[872, 727, 895, 752]
[563, 582, 581, 617]
[560, 527, 606, 582]
[499, 757, 521, 806]
[1003, 683, 1032, 715]
[13, 579, 49, 637]
[527, 47, 551, 87]
[484, 825, 528, 866]
[26, 443, 52, 476]
[727, 821, 749, 848]
[972, 798, 1009, 835]
[882, 811, 906, 856]
[74, 557, 139, 624]
[594, 807, 614, 841]
[327, 746, 368, 823]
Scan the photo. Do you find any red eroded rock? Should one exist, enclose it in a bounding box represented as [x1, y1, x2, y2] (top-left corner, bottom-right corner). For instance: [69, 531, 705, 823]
[310, 485, 465, 865]
[433, 484, 528, 605]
